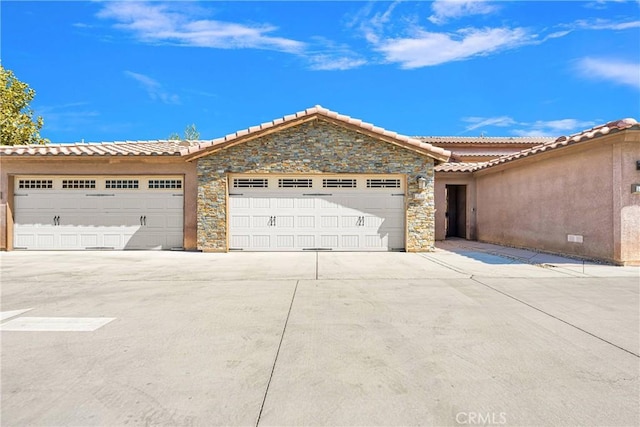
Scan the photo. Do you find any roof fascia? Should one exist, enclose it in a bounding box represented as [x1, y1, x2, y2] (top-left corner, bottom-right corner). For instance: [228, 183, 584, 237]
[472, 131, 626, 177]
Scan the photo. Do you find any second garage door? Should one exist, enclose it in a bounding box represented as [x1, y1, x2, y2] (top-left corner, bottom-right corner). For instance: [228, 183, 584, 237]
[228, 175, 405, 251]
[13, 176, 184, 250]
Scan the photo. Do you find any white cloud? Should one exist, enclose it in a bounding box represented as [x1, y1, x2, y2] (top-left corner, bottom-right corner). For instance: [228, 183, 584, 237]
[585, 0, 631, 10]
[572, 18, 640, 31]
[463, 116, 517, 131]
[377, 27, 532, 68]
[307, 55, 367, 71]
[578, 57, 640, 89]
[461, 116, 598, 137]
[429, 0, 497, 25]
[512, 119, 598, 137]
[306, 37, 367, 71]
[98, 1, 305, 54]
[124, 71, 180, 104]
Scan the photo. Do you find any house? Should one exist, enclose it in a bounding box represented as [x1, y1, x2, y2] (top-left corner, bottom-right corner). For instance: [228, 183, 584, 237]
[1, 106, 638, 265]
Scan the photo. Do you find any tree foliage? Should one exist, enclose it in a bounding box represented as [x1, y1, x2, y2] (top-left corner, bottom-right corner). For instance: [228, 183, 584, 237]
[1, 65, 48, 145]
[168, 123, 200, 140]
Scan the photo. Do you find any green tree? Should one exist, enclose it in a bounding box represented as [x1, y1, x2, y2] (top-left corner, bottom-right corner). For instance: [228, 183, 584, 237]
[168, 123, 200, 140]
[1, 65, 48, 145]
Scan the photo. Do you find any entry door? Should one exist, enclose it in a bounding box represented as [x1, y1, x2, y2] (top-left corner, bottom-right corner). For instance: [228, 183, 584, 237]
[13, 176, 184, 250]
[228, 175, 405, 251]
[445, 184, 467, 238]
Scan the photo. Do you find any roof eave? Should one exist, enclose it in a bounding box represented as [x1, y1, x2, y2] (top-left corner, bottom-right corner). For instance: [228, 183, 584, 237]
[183, 112, 451, 163]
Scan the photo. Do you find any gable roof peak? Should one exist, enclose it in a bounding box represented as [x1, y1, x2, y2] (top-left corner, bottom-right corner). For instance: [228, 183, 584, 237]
[182, 105, 451, 162]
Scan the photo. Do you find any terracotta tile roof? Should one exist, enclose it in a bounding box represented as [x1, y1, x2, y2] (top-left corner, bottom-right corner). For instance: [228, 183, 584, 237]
[437, 118, 640, 173]
[450, 150, 529, 157]
[0, 140, 198, 157]
[418, 136, 554, 145]
[435, 162, 488, 172]
[182, 105, 452, 162]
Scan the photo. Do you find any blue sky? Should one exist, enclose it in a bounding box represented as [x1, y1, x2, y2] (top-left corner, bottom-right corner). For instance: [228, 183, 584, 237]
[3, 0, 639, 143]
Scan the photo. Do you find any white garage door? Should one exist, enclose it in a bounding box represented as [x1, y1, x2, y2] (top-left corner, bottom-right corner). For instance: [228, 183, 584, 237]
[228, 175, 405, 251]
[13, 176, 183, 250]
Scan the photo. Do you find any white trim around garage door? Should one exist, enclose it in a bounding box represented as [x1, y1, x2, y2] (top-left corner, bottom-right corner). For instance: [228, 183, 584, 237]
[13, 175, 184, 250]
[227, 174, 406, 251]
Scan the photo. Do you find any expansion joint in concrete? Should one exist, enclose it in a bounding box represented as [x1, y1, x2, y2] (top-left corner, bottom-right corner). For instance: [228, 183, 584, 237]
[469, 276, 640, 359]
[255, 279, 300, 426]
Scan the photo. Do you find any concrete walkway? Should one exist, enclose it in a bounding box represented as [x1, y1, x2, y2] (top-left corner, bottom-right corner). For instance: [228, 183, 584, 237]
[1, 244, 638, 426]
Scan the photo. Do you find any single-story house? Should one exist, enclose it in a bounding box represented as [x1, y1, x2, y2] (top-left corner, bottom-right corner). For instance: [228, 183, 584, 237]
[1, 106, 638, 265]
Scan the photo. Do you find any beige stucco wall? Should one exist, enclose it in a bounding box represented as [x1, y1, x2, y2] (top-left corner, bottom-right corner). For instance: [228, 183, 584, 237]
[614, 140, 640, 264]
[474, 131, 639, 264]
[0, 156, 198, 250]
[196, 119, 436, 251]
[434, 172, 476, 241]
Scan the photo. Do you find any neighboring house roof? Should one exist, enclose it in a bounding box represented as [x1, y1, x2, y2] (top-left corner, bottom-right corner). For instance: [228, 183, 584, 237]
[435, 162, 488, 172]
[1, 105, 450, 162]
[436, 118, 639, 173]
[181, 105, 451, 162]
[0, 140, 197, 157]
[417, 136, 553, 145]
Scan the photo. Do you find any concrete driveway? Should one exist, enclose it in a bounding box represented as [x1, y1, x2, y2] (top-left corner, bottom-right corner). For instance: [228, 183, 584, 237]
[1, 242, 638, 426]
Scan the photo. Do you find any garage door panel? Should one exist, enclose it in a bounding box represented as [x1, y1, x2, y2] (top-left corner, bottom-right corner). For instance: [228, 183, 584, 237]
[252, 216, 271, 228]
[296, 216, 315, 228]
[320, 235, 339, 248]
[276, 198, 294, 209]
[320, 216, 339, 228]
[79, 234, 99, 248]
[364, 235, 385, 248]
[231, 215, 250, 228]
[37, 234, 56, 249]
[231, 235, 250, 248]
[14, 234, 36, 248]
[320, 199, 338, 209]
[230, 197, 250, 209]
[252, 235, 271, 248]
[342, 216, 360, 228]
[251, 198, 271, 209]
[276, 235, 295, 248]
[104, 234, 124, 249]
[341, 235, 359, 248]
[275, 216, 294, 228]
[15, 214, 56, 227]
[295, 198, 315, 209]
[297, 235, 314, 247]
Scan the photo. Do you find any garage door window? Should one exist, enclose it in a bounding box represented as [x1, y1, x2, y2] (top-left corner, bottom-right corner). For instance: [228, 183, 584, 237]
[233, 178, 268, 188]
[62, 179, 96, 189]
[366, 178, 401, 188]
[105, 179, 139, 189]
[278, 178, 312, 188]
[18, 179, 53, 189]
[323, 178, 357, 188]
[148, 179, 182, 189]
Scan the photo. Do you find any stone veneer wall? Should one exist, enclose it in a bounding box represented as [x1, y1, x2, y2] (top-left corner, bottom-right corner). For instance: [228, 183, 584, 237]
[196, 119, 435, 251]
